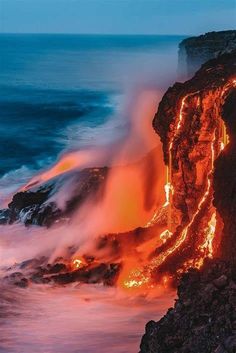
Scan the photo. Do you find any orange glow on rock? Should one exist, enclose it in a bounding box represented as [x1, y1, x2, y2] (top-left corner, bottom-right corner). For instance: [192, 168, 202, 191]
[118, 79, 235, 290]
[23, 150, 101, 190]
[72, 256, 86, 270]
[17, 79, 236, 292]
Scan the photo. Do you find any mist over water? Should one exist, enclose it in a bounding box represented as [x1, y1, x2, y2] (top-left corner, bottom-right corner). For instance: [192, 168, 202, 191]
[0, 34, 183, 352]
[0, 284, 175, 353]
[0, 34, 184, 177]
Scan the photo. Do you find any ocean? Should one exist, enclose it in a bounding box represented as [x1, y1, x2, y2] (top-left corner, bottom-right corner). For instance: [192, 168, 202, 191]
[0, 34, 184, 197]
[0, 34, 183, 353]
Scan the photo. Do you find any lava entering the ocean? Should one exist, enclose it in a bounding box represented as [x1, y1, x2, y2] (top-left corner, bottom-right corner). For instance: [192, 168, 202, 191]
[119, 78, 236, 290]
[5, 73, 236, 294]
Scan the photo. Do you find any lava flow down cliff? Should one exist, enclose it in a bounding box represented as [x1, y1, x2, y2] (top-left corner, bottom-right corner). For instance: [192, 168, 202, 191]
[150, 51, 236, 271]
[2, 50, 236, 292]
[140, 50, 236, 353]
[116, 50, 236, 291]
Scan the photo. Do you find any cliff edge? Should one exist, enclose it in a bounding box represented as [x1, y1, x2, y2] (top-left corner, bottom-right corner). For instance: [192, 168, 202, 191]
[178, 30, 236, 77]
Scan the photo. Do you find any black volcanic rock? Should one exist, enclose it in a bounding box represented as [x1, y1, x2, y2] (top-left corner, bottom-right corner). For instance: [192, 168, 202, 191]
[149, 50, 236, 273]
[48, 263, 120, 286]
[140, 260, 236, 353]
[214, 87, 236, 264]
[3, 272, 29, 288]
[0, 167, 108, 226]
[179, 30, 236, 77]
[0, 146, 162, 229]
[3, 257, 121, 288]
[139, 47, 236, 353]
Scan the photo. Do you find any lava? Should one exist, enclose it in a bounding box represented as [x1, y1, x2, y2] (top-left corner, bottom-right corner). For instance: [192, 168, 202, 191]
[120, 78, 235, 290]
[72, 257, 86, 270]
[200, 212, 216, 258]
[169, 90, 200, 151]
[10, 74, 236, 293]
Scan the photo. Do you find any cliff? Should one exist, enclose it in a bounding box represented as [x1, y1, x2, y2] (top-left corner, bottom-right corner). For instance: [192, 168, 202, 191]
[178, 30, 236, 77]
[140, 50, 236, 352]
[149, 50, 236, 275]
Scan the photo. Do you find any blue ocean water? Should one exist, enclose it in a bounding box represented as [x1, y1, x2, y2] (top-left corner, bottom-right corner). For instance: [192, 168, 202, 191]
[0, 34, 185, 192]
[0, 34, 183, 353]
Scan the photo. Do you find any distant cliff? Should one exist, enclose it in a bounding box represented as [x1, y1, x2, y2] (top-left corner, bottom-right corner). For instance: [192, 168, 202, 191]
[178, 30, 236, 77]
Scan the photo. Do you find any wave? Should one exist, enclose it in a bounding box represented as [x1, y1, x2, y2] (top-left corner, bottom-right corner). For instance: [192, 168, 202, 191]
[0, 86, 120, 178]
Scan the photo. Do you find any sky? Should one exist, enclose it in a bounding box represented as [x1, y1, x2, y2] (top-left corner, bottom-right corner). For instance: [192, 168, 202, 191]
[0, 0, 235, 35]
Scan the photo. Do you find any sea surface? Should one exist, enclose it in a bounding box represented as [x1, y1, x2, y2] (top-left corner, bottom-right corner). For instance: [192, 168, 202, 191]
[0, 34, 183, 353]
[0, 34, 184, 194]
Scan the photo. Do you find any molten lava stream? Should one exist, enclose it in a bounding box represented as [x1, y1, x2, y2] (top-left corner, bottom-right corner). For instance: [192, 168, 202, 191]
[18, 82, 235, 293]
[119, 81, 235, 291]
[120, 93, 201, 288]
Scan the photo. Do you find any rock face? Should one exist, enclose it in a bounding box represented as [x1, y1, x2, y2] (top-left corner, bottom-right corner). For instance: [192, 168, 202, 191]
[3, 256, 121, 288]
[214, 89, 236, 264]
[150, 50, 236, 274]
[139, 49, 236, 353]
[140, 260, 236, 353]
[178, 31, 236, 77]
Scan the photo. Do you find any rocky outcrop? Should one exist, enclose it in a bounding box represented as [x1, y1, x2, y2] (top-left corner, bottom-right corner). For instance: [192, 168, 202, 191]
[178, 30, 236, 77]
[140, 260, 236, 353]
[0, 146, 162, 229]
[0, 167, 108, 226]
[3, 256, 121, 288]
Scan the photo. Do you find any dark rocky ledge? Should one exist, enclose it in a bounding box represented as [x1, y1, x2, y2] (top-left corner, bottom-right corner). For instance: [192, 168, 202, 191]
[3, 256, 121, 288]
[140, 260, 236, 353]
[0, 167, 108, 226]
[0, 146, 160, 228]
[178, 30, 236, 77]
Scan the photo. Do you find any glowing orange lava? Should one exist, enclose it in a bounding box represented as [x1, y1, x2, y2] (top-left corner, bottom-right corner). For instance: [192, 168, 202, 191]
[72, 257, 86, 270]
[23, 150, 102, 190]
[121, 79, 235, 290]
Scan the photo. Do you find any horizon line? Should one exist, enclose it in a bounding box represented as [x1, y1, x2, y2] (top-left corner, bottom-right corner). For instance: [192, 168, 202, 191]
[0, 32, 190, 37]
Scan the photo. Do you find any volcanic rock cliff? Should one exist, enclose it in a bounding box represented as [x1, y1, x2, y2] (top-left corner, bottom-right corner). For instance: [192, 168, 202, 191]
[179, 30, 236, 77]
[149, 50, 236, 275]
[140, 50, 236, 353]
[214, 88, 236, 265]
